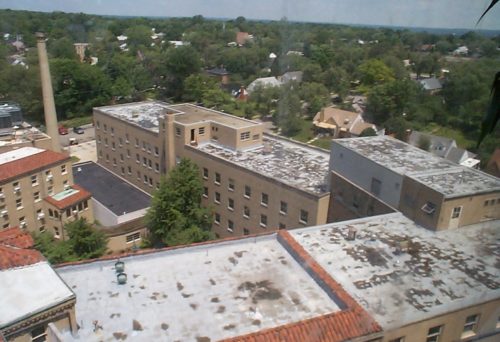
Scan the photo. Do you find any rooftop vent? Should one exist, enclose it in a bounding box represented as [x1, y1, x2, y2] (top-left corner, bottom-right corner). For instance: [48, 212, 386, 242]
[346, 227, 357, 241]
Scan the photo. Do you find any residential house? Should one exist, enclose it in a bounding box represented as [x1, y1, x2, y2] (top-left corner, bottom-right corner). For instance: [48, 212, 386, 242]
[313, 106, 376, 138]
[206, 66, 231, 85]
[418, 77, 443, 94]
[236, 32, 252, 46]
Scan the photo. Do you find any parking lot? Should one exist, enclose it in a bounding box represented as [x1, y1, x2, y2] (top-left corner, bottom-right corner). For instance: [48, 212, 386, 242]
[59, 124, 95, 147]
[59, 124, 97, 163]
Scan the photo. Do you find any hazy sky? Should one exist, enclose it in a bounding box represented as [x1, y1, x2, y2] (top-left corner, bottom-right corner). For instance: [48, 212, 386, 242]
[0, 0, 499, 30]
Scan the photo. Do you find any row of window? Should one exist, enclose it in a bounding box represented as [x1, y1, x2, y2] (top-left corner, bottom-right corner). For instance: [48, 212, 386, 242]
[97, 134, 161, 157]
[484, 198, 500, 206]
[0, 168, 65, 198]
[391, 313, 490, 342]
[204, 187, 309, 224]
[214, 212, 288, 233]
[47, 201, 88, 220]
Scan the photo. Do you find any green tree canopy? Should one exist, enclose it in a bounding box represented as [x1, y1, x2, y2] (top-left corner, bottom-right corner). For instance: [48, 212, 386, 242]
[358, 59, 395, 87]
[146, 158, 213, 247]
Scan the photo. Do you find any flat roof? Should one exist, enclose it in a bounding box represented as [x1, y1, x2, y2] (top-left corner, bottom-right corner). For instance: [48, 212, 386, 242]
[290, 213, 500, 330]
[96, 101, 258, 132]
[56, 235, 340, 341]
[197, 135, 330, 195]
[73, 162, 151, 216]
[0, 147, 43, 165]
[334, 136, 500, 198]
[0, 262, 74, 328]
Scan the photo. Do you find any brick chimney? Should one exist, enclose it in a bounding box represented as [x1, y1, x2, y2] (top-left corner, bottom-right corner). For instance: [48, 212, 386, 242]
[36, 32, 61, 152]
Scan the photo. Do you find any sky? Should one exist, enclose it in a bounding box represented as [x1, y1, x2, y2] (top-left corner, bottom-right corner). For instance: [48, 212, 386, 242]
[0, 0, 499, 30]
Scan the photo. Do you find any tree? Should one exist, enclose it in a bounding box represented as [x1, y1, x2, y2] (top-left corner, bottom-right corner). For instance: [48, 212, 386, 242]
[66, 218, 108, 259]
[33, 218, 107, 264]
[359, 127, 377, 137]
[146, 159, 213, 247]
[358, 59, 395, 87]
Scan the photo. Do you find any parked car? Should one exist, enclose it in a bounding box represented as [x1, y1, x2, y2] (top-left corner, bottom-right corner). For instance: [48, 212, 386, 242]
[58, 125, 68, 135]
[73, 126, 84, 134]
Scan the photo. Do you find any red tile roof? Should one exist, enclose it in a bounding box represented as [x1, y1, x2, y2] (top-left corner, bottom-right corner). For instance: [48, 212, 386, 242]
[0, 227, 44, 270]
[44, 184, 92, 210]
[0, 149, 70, 183]
[222, 230, 382, 342]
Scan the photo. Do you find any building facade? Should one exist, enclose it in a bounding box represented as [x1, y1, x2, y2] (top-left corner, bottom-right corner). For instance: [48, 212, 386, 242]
[93, 101, 330, 238]
[329, 136, 500, 230]
[0, 147, 93, 238]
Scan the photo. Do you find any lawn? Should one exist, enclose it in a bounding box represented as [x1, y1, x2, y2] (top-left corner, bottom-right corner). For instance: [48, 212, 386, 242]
[60, 116, 94, 128]
[289, 118, 315, 143]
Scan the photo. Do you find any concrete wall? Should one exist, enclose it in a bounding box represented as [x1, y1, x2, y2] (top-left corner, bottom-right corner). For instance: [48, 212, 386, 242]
[328, 171, 395, 222]
[330, 142, 403, 208]
[92, 198, 119, 227]
[382, 299, 500, 342]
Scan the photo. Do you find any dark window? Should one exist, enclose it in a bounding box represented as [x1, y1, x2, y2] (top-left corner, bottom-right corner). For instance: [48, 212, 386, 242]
[261, 193, 269, 206]
[371, 178, 382, 196]
[280, 201, 288, 214]
[244, 185, 251, 198]
[300, 210, 309, 224]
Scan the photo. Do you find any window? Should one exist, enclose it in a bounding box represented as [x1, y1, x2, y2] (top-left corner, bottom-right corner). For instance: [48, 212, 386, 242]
[96, 120, 100, 129]
[83, 200, 88, 209]
[279, 222, 286, 229]
[243, 206, 250, 219]
[421, 201, 436, 215]
[142, 141, 146, 150]
[228, 198, 234, 211]
[426, 325, 443, 342]
[389, 338, 405, 342]
[121, 167, 125, 175]
[126, 232, 141, 243]
[127, 149, 130, 158]
[155, 162, 160, 172]
[154, 146, 159, 156]
[135, 138, 139, 147]
[103, 124, 107, 132]
[280, 201, 288, 215]
[136, 154, 140, 163]
[54, 227, 60, 239]
[48, 209, 54, 218]
[104, 138, 108, 146]
[34, 191, 40, 201]
[143, 157, 147, 166]
[300, 209, 309, 224]
[203, 168, 208, 179]
[97, 135, 101, 143]
[260, 214, 267, 228]
[370, 177, 382, 196]
[148, 159, 152, 168]
[244, 185, 251, 198]
[31, 325, 47, 342]
[214, 192, 221, 204]
[243, 228, 250, 235]
[462, 314, 479, 336]
[31, 175, 38, 185]
[144, 175, 148, 184]
[175, 127, 181, 136]
[227, 220, 234, 233]
[199, 127, 205, 135]
[452, 206, 462, 219]
[119, 137, 123, 146]
[203, 186, 208, 198]
[215, 172, 221, 185]
[125, 133, 129, 143]
[112, 141, 116, 150]
[252, 134, 260, 140]
[214, 213, 220, 225]
[120, 154, 124, 162]
[127, 166, 132, 175]
[240, 131, 250, 140]
[228, 178, 235, 191]
[66, 208, 71, 217]
[110, 127, 114, 135]
[16, 198, 22, 209]
[113, 158, 117, 166]
[261, 193, 269, 206]
[106, 154, 109, 162]
[137, 171, 141, 180]
[48, 186, 53, 195]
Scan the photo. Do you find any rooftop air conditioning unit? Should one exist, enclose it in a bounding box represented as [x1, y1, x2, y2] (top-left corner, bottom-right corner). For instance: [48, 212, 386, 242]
[64, 184, 70, 190]
[37, 212, 45, 220]
[20, 221, 27, 228]
[46, 174, 53, 181]
[1, 210, 8, 216]
[0, 192, 4, 198]
[14, 186, 21, 193]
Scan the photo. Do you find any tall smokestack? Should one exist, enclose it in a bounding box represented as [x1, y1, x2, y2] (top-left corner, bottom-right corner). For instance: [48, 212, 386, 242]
[165, 111, 176, 171]
[36, 32, 61, 152]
